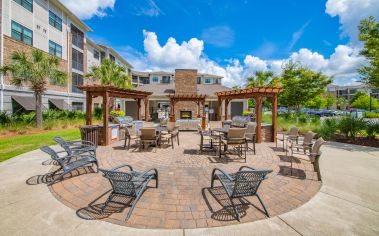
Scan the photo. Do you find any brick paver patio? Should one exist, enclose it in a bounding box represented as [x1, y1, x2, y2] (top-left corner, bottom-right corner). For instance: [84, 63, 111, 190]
[48, 131, 321, 229]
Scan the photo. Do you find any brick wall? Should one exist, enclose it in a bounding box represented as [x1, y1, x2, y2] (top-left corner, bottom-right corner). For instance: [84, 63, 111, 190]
[3, 36, 68, 92]
[174, 69, 198, 119]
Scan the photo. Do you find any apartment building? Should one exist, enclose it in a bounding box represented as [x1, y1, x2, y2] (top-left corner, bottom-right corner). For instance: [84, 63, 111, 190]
[327, 84, 379, 106]
[130, 70, 247, 121]
[0, 0, 132, 114]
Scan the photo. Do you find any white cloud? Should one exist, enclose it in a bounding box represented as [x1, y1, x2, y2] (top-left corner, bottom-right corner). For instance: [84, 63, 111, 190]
[134, 0, 164, 17]
[61, 0, 115, 20]
[288, 20, 311, 51]
[325, 0, 379, 44]
[201, 26, 235, 48]
[118, 30, 366, 87]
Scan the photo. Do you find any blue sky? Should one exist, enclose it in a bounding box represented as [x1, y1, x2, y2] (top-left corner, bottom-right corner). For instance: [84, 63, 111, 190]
[61, 0, 379, 87]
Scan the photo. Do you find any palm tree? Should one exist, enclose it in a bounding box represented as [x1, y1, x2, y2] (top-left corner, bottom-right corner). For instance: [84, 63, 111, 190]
[0, 50, 67, 128]
[246, 71, 278, 88]
[85, 59, 132, 89]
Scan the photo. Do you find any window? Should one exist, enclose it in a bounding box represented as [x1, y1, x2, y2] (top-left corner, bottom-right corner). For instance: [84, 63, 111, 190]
[71, 102, 83, 111]
[49, 11, 62, 31]
[11, 21, 33, 45]
[72, 48, 83, 71]
[71, 24, 84, 49]
[197, 77, 201, 84]
[205, 78, 211, 84]
[49, 40, 62, 58]
[94, 50, 100, 59]
[215, 79, 220, 84]
[152, 76, 159, 83]
[14, 0, 33, 12]
[100, 51, 106, 61]
[71, 72, 83, 93]
[109, 54, 115, 61]
[162, 76, 170, 84]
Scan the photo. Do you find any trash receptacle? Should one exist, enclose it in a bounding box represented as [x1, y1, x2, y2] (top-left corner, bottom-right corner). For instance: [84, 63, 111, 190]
[79, 125, 99, 147]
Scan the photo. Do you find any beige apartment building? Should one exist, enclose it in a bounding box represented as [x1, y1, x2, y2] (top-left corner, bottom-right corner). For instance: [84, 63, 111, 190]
[0, 0, 132, 114]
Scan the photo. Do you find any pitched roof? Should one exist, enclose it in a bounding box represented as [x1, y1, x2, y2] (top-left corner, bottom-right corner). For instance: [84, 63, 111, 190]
[136, 84, 230, 97]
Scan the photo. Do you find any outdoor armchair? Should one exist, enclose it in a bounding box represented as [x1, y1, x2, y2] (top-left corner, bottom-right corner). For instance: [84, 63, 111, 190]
[221, 128, 248, 162]
[167, 121, 180, 148]
[287, 131, 315, 156]
[139, 128, 159, 150]
[198, 124, 219, 153]
[276, 127, 300, 153]
[53, 136, 96, 157]
[40, 146, 98, 184]
[245, 122, 257, 155]
[123, 127, 139, 150]
[211, 166, 272, 221]
[99, 165, 158, 220]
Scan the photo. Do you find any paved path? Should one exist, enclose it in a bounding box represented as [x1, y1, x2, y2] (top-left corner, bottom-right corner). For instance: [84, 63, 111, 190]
[0, 142, 378, 235]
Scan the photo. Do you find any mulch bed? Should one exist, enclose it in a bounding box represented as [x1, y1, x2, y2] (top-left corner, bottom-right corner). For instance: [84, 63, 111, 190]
[334, 134, 379, 148]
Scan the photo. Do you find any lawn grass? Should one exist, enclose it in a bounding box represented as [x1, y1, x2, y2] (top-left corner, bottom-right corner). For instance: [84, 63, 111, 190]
[0, 129, 80, 162]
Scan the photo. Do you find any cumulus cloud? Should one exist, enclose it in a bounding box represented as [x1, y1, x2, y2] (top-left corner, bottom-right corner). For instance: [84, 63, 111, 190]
[325, 0, 379, 44]
[60, 0, 115, 20]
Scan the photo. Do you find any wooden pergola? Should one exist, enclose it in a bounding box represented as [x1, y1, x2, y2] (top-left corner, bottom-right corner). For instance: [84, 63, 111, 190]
[169, 94, 207, 129]
[216, 87, 284, 143]
[78, 85, 152, 145]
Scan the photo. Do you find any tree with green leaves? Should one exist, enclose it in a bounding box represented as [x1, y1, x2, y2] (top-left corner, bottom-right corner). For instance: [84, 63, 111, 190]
[336, 96, 349, 110]
[85, 59, 132, 89]
[358, 16, 379, 88]
[0, 50, 67, 128]
[350, 90, 367, 103]
[351, 93, 379, 110]
[278, 61, 332, 112]
[246, 70, 279, 88]
[325, 95, 336, 110]
[304, 95, 327, 109]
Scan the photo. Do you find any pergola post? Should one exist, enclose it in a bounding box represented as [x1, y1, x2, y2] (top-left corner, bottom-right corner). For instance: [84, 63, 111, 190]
[201, 99, 206, 129]
[86, 92, 92, 125]
[169, 98, 175, 122]
[136, 98, 141, 120]
[272, 95, 278, 142]
[103, 91, 110, 146]
[217, 97, 222, 121]
[144, 98, 149, 121]
[224, 99, 230, 120]
[255, 96, 262, 143]
[197, 101, 201, 118]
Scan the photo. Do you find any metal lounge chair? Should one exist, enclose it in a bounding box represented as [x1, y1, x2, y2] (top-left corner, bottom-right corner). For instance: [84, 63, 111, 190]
[53, 136, 96, 156]
[40, 146, 98, 184]
[211, 166, 272, 221]
[245, 122, 257, 154]
[99, 165, 158, 220]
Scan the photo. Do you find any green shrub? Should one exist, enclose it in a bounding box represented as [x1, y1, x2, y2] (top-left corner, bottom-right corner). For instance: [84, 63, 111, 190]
[338, 116, 367, 140]
[110, 110, 125, 117]
[365, 121, 379, 138]
[298, 112, 309, 123]
[242, 110, 254, 116]
[0, 112, 11, 124]
[364, 112, 379, 118]
[93, 107, 103, 120]
[317, 118, 338, 140]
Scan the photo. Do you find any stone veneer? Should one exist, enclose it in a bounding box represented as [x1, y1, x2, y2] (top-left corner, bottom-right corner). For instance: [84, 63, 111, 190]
[3, 35, 69, 92]
[174, 69, 199, 119]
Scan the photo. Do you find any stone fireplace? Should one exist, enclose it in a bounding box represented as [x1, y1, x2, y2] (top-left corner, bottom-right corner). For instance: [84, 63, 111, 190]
[180, 110, 192, 119]
[174, 69, 198, 120]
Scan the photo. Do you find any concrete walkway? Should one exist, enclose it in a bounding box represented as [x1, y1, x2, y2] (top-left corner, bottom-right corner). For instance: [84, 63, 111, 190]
[0, 142, 378, 235]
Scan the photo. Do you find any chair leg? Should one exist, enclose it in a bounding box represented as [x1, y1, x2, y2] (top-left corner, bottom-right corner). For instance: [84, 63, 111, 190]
[171, 137, 174, 149]
[126, 188, 145, 220]
[256, 193, 270, 217]
[128, 138, 131, 150]
[101, 192, 114, 214]
[124, 137, 127, 148]
[314, 157, 322, 181]
[253, 135, 256, 155]
[230, 197, 241, 221]
[177, 134, 180, 145]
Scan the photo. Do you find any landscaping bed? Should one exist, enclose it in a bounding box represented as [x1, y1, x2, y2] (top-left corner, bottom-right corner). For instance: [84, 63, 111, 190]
[334, 134, 379, 148]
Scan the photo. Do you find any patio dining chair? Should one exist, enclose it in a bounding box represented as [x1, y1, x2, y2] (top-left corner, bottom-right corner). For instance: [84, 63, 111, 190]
[99, 165, 158, 220]
[139, 128, 159, 150]
[211, 166, 272, 221]
[287, 131, 315, 156]
[221, 128, 248, 162]
[198, 124, 219, 153]
[40, 146, 98, 184]
[276, 127, 300, 153]
[53, 136, 96, 157]
[123, 127, 139, 150]
[245, 122, 257, 155]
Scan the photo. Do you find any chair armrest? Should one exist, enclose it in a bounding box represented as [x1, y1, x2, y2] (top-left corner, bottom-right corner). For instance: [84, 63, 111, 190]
[112, 164, 134, 172]
[135, 168, 158, 180]
[211, 168, 234, 181]
[239, 166, 256, 171]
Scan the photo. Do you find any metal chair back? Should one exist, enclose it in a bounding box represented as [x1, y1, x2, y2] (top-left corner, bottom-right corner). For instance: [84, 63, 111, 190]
[233, 170, 271, 197]
[40, 146, 65, 167]
[303, 131, 315, 145]
[311, 137, 326, 157]
[288, 127, 300, 136]
[53, 136, 72, 154]
[245, 122, 257, 140]
[140, 128, 156, 140]
[99, 169, 137, 196]
[167, 121, 176, 132]
[227, 128, 247, 139]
